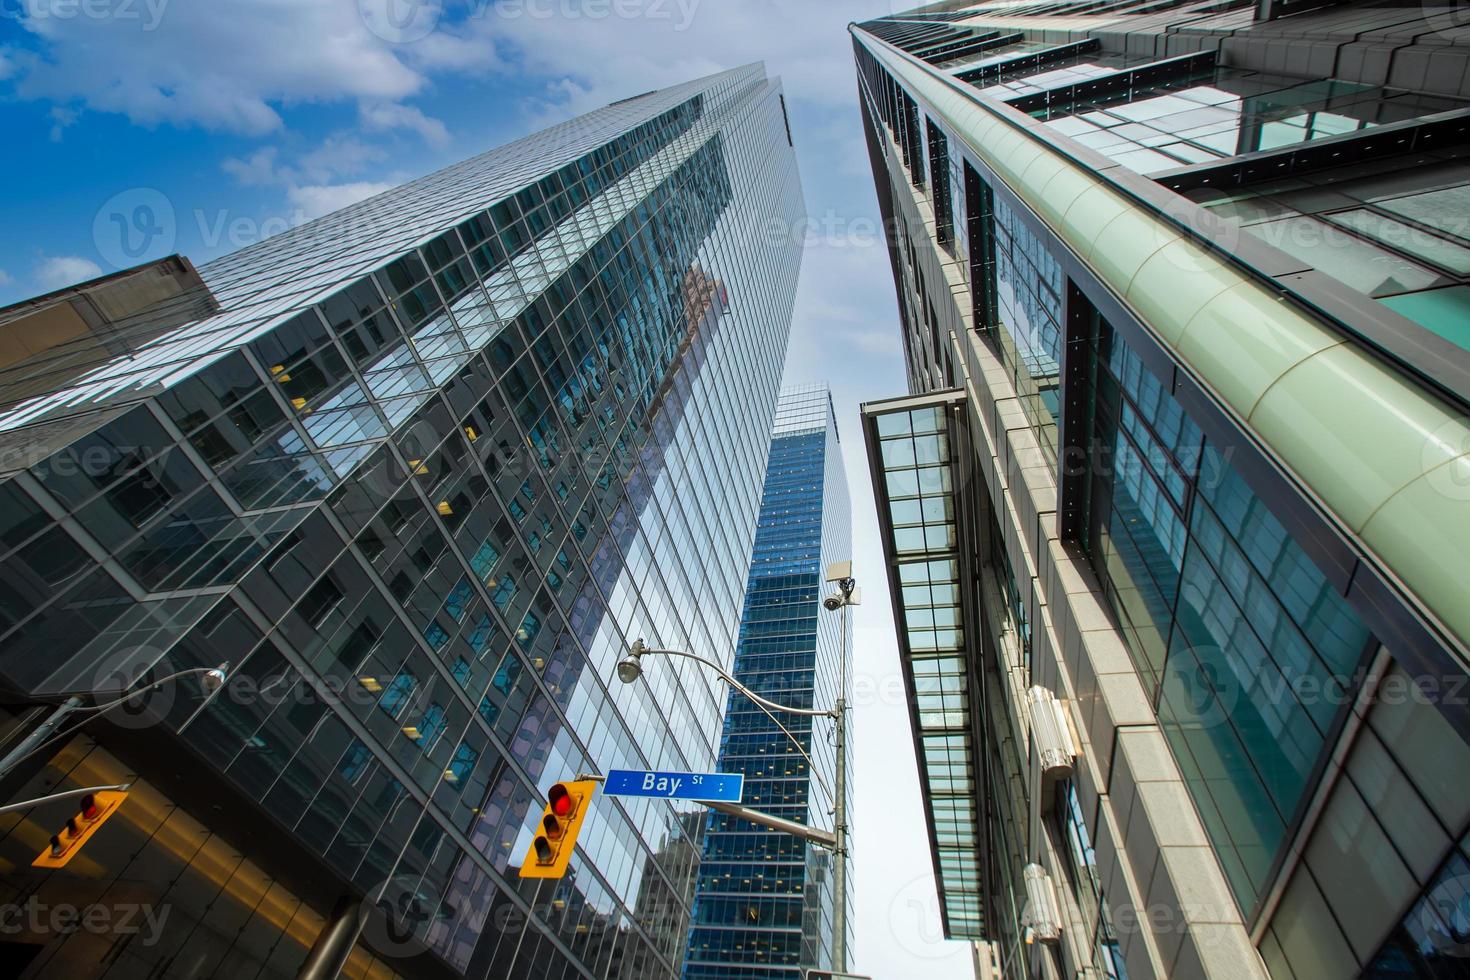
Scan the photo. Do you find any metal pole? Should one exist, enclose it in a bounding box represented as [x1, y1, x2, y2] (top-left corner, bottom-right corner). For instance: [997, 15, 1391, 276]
[0, 783, 132, 815]
[705, 800, 837, 848]
[297, 894, 365, 980]
[832, 594, 850, 973]
[0, 698, 81, 780]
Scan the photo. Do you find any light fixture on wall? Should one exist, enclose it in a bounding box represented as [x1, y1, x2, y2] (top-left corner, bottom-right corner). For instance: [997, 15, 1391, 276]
[1022, 863, 1062, 943]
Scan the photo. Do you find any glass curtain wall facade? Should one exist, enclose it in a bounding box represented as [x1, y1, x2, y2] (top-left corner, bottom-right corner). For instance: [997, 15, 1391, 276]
[855, 4, 1470, 980]
[0, 63, 803, 980]
[684, 386, 852, 978]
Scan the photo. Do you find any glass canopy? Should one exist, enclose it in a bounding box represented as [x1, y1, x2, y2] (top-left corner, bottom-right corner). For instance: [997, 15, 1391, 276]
[863, 393, 985, 940]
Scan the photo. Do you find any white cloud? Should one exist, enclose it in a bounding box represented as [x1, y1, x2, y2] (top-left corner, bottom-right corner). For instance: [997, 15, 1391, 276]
[12, 1, 427, 135]
[359, 101, 451, 146]
[287, 181, 396, 220]
[222, 146, 283, 186]
[222, 136, 396, 225]
[35, 255, 103, 291]
[480, 0, 894, 119]
[403, 23, 506, 75]
[298, 135, 386, 182]
[0, 269, 13, 287]
[225, 135, 388, 189]
[48, 106, 78, 141]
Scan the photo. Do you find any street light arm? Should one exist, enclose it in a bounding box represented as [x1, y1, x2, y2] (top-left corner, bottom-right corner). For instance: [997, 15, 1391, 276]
[633, 644, 836, 718]
[630, 642, 836, 803]
[0, 783, 132, 816]
[705, 800, 837, 849]
[0, 665, 229, 781]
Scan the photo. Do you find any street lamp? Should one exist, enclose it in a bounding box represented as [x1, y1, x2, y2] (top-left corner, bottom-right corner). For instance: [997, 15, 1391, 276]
[617, 562, 858, 973]
[0, 663, 232, 784]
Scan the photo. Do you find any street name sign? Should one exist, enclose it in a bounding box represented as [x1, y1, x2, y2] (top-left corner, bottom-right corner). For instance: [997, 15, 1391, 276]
[603, 769, 744, 803]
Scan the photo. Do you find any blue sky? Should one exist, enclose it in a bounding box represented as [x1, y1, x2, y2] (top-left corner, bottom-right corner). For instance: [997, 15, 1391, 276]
[0, 1, 973, 974]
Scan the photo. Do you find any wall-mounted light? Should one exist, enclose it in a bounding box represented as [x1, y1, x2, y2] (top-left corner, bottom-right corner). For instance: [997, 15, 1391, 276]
[1028, 686, 1078, 781]
[1022, 863, 1062, 943]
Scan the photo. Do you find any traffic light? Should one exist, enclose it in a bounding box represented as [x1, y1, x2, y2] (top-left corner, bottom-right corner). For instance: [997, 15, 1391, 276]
[32, 790, 129, 869]
[518, 780, 596, 879]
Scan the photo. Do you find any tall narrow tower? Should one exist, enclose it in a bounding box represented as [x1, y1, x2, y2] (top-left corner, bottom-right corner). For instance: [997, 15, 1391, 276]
[683, 384, 853, 978]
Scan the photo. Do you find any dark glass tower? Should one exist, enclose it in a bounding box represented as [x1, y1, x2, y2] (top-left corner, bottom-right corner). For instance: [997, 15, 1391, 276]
[682, 385, 852, 979]
[0, 64, 803, 979]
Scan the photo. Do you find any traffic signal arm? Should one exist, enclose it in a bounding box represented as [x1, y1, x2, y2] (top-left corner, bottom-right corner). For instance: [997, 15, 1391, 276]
[519, 780, 597, 879]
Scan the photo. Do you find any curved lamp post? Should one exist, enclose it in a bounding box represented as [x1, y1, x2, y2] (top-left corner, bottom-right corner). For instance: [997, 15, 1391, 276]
[616, 567, 858, 973]
[0, 664, 231, 791]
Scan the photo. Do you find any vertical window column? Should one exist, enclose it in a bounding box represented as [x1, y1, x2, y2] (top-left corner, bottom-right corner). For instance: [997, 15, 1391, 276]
[964, 161, 997, 333]
[928, 119, 954, 249]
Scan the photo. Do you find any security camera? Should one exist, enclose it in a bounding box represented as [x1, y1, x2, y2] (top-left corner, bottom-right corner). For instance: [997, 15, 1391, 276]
[823, 594, 845, 611]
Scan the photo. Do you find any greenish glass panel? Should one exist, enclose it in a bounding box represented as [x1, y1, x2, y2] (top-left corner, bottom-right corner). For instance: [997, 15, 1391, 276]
[1379, 286, 1470, 352]
[1326, 209, 1470, 275]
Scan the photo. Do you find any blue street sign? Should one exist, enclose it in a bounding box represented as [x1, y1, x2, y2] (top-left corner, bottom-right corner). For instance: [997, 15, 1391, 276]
[603, 769, 744, 803]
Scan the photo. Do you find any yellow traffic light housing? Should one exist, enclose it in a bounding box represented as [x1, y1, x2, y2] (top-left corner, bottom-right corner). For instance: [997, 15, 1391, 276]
[518, 780, 596, 879]
[32, 790, 128, 869]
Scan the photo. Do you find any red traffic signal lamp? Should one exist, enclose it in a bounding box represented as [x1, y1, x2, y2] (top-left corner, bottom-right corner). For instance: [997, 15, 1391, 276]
[519, 780, 596, 879]
[32, 790, 128, 869]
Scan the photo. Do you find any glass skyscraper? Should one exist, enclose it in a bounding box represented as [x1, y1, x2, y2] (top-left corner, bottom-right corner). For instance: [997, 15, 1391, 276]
[683, 385, 852, 979]
[854, 4, 1470, 980]
[0, 63, 802, 979]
